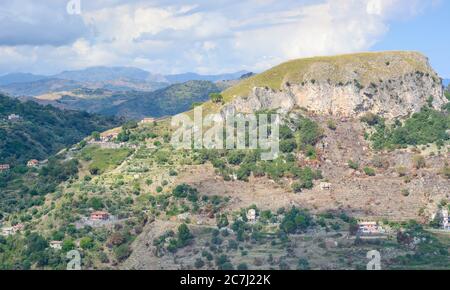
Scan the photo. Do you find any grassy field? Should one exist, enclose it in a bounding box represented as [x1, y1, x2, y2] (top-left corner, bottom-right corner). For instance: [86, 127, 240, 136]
[81, 145, 132, 174]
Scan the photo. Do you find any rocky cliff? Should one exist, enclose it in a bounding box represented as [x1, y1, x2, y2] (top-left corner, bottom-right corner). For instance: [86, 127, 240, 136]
[222, 51, 447, 119]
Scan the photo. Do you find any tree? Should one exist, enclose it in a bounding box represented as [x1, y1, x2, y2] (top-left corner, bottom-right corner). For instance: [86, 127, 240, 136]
[210, 93, 224, 104]
[88, 197, 103, 210]
[80, 237, 94, 250]
[114, 244, 131, 262]
[91, 131, 101, 141]
[62, 238, 75, 252]
[177, 224, 193, 247]
[194, 258, 205, 269]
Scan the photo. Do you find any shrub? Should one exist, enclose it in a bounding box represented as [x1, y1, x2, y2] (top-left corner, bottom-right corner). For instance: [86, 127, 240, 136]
[396, 166, 408, 177]
[297, 258, 311, 270]
[210, 93, 224, 103]
[360, 113, 382, 126]
[114, 244, 131, 262]
[412, 155, 426, 169]
[401, 189, 410, 197]
[348, 160, 359, 170]
[80, 237, 94, 250]
[177, 224, 193, 248]
[237, 263, 248, 270]
[327, 120, 337, 130]
[363, 167, 376, 176]
[194, 258, 205, 269]
[292, 182, 303, 193]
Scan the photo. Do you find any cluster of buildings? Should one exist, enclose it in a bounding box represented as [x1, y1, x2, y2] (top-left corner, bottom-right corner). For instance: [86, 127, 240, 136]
[0, 164, 10, 172]
[7, 114, 21, 121]
[1, 223, 24, 236]
[140, 118, 155, 125]
[357, 221, 385, 236]
[0, 159, 42, 172]
[90, 211, 110, 221]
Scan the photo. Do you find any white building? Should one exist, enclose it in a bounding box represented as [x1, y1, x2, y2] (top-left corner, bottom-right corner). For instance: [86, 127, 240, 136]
[247, 209, 257, 223]
[442, 209, 449, 230]
[1, 223, 24, 236]
[358, 222, 385, 235]
[8, 114, 21, 121]
[49, 241, 63, 250]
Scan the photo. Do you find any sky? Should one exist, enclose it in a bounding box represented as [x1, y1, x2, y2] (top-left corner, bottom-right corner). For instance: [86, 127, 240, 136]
[0, 0, 448, 77]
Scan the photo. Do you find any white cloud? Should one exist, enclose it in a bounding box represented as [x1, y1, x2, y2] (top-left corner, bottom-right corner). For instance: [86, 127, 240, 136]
[0, 0, 438, 75]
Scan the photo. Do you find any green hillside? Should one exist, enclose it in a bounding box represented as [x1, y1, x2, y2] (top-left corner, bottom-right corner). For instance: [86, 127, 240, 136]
[222, 51, 434, 101]
[100, 80, 223, 119]
[0, 94, 122, 165]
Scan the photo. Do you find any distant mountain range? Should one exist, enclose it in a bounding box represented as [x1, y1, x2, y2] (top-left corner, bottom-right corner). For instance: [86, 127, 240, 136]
[0, 67, 250, 97]
[33, 80, 225, 120]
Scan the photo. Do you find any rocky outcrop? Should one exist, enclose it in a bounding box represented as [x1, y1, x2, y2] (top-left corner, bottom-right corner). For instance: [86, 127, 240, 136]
[222, 52, 448, 119]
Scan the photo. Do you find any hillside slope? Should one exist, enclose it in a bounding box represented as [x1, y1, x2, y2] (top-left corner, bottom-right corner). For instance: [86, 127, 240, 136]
[100, 80, 224, 119]
[222, 51, 447, 119]
[0, 94, 121, 165]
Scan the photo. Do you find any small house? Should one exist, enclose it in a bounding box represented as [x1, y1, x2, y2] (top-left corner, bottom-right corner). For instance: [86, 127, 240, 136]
[442, 209, 449, 230]
[358, 222, 384, 235]
[49, 241, 63, 250]
[7, 114, 21, 121]
[1, 223, 24, 236]
[247, 209, 257, 223]
[140, 118, 155, 124]
[0, 164, 10, 171]
[27, 159, 39, 168]
[1, 227, 14, 236]
[100, 132, 119, 142]
[90, 211, 109, 221]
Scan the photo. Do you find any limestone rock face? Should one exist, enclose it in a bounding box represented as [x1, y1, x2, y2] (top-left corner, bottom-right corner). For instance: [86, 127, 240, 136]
[222, 52, 447, 119]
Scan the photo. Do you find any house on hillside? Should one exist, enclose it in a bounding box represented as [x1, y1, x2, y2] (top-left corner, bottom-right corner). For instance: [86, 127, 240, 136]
[27, 159, 39, 168]
[140, 118, 155, 125]
[247, 209, 257, 223]
[1, 223, 24, 236]
[357, 222, 385, 236]
[442, 209, 449, 230]
[7, 114, 21, 121]
[49, 241, 63, 250]
[0, 164, 10, 171]
[100, 132, 119, 142]
[90, 211, 110, 221]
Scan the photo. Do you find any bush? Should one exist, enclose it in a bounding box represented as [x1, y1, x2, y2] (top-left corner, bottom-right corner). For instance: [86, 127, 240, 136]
[327, 120, 337, 130]
[177, 224, 193, 248]
[348, 160, 359, 170]
[412, 155, 426, 169]
[280, 207, 313, 234]
[80, 237, 94, 250]
[114, 244, 131, 262]
[237, 263, 248, 270]
[360, 112, 382, 126]
[210, 93, 224, 103]
[194, 258, 205, 269]
[363, 167, 376, 176]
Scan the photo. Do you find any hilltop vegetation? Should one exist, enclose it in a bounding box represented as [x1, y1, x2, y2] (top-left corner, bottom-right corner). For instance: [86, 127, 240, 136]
[0, 94, 121, 165]
[222, 51, 437, 101]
